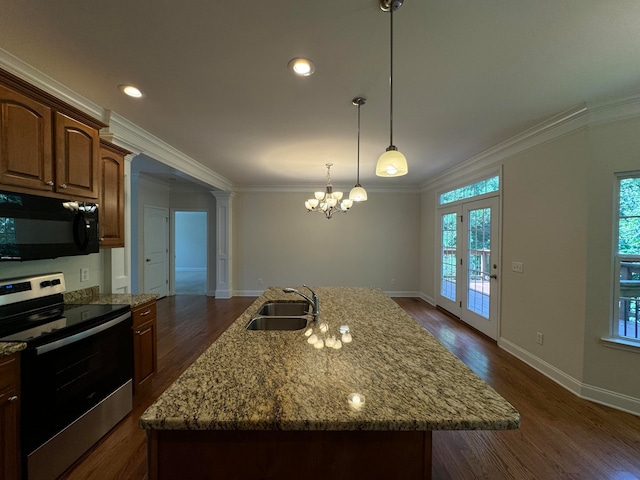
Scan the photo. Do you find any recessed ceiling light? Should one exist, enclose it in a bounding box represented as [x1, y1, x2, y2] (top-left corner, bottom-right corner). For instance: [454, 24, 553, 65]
[288, 58, 315, 77]
[118, 84, 143, 98]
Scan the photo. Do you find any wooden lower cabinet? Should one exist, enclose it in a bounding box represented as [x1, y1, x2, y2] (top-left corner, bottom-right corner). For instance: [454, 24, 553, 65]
[132, 301, 157, 397]
[0, 353, 20, 480]
[148, 429, 432, 480]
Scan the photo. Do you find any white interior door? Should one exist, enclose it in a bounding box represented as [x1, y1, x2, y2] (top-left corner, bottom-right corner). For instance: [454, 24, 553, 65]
[143, 205, 169, 297]
[437, 196, 500, 340]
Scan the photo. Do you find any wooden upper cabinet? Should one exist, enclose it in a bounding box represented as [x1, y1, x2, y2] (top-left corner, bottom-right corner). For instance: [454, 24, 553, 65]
[99, 140, 129, 248]
[0, 83, 54, 192]
[55, 112, 100, 199]
[0, 68, 107, 200]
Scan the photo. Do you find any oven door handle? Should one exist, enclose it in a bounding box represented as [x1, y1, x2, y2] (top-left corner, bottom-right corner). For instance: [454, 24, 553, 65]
[35, 311, 131, 356]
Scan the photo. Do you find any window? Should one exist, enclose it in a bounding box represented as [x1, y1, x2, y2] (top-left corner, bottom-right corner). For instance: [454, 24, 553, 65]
[614, 174, 640, 342]
[439, 175, 499, 205]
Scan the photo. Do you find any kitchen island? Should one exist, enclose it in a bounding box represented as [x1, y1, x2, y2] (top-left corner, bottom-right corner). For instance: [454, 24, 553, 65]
[140, 287, 520, 479]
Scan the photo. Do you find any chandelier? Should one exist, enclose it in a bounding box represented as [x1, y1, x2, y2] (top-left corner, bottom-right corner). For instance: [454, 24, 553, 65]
[305, 163, 353, 219]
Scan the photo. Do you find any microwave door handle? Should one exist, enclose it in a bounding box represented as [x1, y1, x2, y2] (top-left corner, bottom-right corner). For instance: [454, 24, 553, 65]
[73, 212, 90, 250]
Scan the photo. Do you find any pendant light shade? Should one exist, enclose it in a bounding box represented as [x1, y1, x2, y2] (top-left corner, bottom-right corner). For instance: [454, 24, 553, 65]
[376, 0, 408, 177]
[349, 97, 368, 202]
[376, 146, 408, 177]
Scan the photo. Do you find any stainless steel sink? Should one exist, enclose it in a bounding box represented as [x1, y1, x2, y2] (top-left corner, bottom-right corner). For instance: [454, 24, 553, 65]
[257, 301, 311, 317]
[245, 315, 308, 331]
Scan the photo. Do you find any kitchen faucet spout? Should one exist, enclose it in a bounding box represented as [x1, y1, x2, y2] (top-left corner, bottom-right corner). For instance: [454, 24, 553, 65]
[282, 284, 320, 319]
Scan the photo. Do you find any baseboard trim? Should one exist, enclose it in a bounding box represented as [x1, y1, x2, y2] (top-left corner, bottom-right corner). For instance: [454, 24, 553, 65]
[499, 337, 640, 416]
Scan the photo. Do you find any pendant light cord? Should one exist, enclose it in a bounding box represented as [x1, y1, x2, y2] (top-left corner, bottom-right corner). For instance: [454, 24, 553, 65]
[357, 101, 361, 184]
[389, 6, 394, 147]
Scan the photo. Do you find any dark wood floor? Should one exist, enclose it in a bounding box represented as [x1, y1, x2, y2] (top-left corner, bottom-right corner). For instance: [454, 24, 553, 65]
[61, 295, 640, 480]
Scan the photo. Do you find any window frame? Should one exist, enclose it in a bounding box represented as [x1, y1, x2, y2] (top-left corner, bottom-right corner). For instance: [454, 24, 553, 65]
[603, 171, 640, 352]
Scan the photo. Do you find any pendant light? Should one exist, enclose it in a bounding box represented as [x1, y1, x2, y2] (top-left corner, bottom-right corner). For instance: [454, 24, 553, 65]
[376, 0, 408, 177]
[349, 97, 368, 202]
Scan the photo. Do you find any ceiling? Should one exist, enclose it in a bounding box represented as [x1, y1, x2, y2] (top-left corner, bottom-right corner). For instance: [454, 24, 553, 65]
[1, 0, 640, 190]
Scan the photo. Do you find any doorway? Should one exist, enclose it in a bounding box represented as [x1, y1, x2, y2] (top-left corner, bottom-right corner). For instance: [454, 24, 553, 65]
[173, 211, 207, 295]
[437, 196, 500, 340]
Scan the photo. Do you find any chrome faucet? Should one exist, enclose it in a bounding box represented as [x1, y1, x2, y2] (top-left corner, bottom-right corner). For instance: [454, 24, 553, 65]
[282, 284, 320, 319]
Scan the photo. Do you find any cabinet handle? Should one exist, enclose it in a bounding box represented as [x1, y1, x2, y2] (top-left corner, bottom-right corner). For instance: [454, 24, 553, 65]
[140, 310, 151, 316]
[60, 183, 67, 189]
[8, 395, 18, 402]
[135, 330, 142, 335]
[46, 180, 54, 186]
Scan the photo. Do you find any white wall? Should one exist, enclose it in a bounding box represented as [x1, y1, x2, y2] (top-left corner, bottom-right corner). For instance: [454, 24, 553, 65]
[233, 191, 421, 295]
[0, 253, 104, 292]
[420, 103, 640, 414]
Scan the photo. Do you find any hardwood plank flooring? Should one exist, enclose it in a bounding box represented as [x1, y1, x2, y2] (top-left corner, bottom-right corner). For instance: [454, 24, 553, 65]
[60, 295, 640, 480]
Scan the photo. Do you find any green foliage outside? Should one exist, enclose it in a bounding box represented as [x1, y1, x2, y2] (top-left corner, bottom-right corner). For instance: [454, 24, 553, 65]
[619, 177, 640, 255]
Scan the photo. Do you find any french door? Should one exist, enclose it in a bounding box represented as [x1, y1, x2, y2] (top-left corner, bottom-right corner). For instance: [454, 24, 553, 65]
[437, 196, 500, 340]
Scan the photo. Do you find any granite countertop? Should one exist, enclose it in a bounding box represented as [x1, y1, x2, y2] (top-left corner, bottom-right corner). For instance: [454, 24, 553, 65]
[140, 287, 520, 432]
[0, 342, 26, 356]
[64, 286, 158, 308]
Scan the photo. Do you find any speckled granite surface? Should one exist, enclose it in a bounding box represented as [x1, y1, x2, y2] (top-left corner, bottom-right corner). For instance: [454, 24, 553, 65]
[64, 287, 157, 308]
[0, 342, 25, 356]
[140, 287, 520, 432]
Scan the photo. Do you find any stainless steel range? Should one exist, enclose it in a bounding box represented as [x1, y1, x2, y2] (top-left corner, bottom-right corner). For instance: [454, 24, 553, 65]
[0, 273, 132, 480]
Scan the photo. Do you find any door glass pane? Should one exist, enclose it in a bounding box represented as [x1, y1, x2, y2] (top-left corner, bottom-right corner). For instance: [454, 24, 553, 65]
[441, 212, 457, 301]
[467, 207, 491, 318]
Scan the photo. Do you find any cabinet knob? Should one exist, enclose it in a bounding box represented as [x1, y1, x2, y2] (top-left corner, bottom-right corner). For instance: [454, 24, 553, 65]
[46, 180, 54, 186]
[60, 183, 67, 189]
[135, 330, 142, 335]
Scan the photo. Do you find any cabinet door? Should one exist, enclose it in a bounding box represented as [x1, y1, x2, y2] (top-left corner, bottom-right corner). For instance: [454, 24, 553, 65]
[132, 302, 158, 393]
[0, 84, 53, 192]
[0, 354, 20, 480]
[99, 146, 125, 248]
[55, 112, 99, 199]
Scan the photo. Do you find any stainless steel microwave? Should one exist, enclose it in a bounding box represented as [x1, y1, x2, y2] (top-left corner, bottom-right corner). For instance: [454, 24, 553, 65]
[0, 190, 99, 261]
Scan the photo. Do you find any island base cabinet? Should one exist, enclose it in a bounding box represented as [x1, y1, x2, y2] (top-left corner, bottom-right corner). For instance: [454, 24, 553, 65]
[147, 429, 431, 480]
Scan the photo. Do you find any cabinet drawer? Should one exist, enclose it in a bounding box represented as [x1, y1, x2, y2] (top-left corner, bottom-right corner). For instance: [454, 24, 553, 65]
[132, 301, 157, 329]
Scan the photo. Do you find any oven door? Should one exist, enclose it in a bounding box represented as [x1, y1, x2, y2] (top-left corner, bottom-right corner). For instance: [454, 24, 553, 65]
[20, 311, 132, 457]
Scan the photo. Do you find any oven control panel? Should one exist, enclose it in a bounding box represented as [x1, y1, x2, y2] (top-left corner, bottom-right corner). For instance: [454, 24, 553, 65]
[0, 272, 66, 306]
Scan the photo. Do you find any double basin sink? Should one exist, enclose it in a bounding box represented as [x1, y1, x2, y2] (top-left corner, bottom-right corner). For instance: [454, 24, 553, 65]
[246, 301, 311, 331]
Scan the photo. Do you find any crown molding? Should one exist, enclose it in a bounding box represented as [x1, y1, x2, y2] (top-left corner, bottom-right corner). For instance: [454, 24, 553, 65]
[234, 184, 421, 194]
[421, 91, 640, 192]
[421, 104, 589, 191]
[105, 112, 233, 192]
[0, 47, 106, 122]
[0, 47, 233, 193]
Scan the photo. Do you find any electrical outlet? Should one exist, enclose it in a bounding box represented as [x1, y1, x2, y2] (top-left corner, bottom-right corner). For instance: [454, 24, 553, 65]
[80, 268, 89, 282]
[258, 278, 263, 285]
[512, 261, 524, 273]
[536, 332, 543, 345]
[391, 278, 396, 285]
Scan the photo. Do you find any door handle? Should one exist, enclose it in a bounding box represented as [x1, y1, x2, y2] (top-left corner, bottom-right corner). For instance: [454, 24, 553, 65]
[146, 258, 151, 262]
[490, 274, 498, 279]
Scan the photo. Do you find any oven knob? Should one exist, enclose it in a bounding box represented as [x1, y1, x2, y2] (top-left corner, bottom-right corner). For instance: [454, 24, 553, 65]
[51, 279, 61, 286]
[40, 281, 52, 288]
